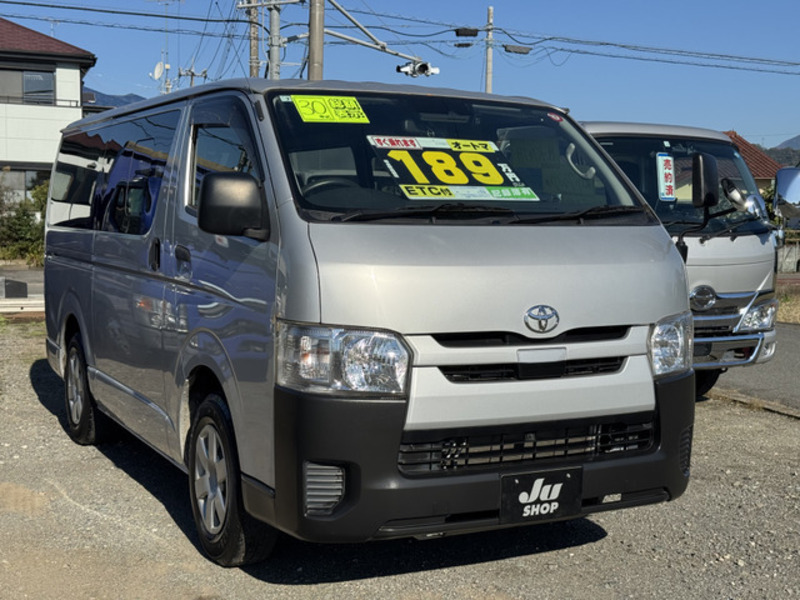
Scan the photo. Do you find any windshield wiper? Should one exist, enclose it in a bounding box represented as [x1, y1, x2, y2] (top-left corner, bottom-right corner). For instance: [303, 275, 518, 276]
[663, 218, 704, 227]
[334, 203, 516, 223]
[512, 205, 646, 225]
[699, 219, 757, 243]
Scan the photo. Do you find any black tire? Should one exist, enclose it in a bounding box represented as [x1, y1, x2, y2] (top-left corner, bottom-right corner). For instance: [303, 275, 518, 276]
[695, 369, 723, 399]
[64, 333, 110, 445]
[187, 393, 278, 567]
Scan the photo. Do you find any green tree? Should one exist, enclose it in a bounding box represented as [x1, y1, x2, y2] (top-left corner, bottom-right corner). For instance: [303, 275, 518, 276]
[0, 180, 47, 266]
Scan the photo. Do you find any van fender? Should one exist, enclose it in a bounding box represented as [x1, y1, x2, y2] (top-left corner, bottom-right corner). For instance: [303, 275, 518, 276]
[171, 329, 243, 465]
[54, 288, 95, 376]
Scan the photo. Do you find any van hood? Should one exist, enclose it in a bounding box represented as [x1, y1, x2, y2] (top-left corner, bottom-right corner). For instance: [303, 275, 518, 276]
[308, 223, 686, 336]
[682, 233, 775, 294]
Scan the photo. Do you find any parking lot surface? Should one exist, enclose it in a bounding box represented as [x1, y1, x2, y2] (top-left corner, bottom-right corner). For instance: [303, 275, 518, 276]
[1, 320, 798, 599]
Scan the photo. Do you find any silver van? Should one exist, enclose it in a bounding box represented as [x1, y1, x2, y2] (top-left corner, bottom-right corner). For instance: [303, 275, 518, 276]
[46, 80, 700, 566]
[584, 122, 780, 396]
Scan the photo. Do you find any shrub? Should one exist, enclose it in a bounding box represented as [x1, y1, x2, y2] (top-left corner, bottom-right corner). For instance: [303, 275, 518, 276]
[0, 181, 46, 266]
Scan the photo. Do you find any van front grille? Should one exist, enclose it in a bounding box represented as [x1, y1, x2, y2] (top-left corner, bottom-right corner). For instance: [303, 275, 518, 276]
[432, 326, 629, 348]
[398, 419, 654, 475]
[439, 357, 624, 382]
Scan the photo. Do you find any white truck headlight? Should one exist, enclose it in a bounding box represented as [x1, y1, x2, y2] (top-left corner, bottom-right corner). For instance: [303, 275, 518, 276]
[738, 299, 778, 333]
[649, 311, 693, 378]
[277, 322, 410, 395]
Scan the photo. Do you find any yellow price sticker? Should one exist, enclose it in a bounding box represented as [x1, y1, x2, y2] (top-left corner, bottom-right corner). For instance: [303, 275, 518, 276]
[446, 139, 498, 153]
[291, 95, 370, 123]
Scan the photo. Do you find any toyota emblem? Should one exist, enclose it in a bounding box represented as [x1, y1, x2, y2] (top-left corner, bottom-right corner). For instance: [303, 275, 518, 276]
[525, 305, 560, 333]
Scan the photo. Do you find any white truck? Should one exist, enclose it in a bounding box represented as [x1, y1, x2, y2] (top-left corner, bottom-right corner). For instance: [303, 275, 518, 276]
[585, 122, 780, 396]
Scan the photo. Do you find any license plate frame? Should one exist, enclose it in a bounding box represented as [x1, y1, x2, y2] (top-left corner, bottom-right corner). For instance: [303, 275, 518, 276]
[500, 467, 583, 524]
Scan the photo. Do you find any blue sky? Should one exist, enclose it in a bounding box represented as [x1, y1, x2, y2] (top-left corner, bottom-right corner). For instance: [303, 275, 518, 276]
[4, 0, 798, 147]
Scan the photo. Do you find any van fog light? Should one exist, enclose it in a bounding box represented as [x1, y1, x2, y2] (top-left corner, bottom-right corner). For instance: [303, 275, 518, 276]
[602, 493, 622, 504]
[304, 462, 345, 516]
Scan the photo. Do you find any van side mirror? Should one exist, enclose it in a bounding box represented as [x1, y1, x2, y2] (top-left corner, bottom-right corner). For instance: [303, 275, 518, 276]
[775, 167, 800, 225]
[692, 152, 719, 208]
[197, 172, 269, 241]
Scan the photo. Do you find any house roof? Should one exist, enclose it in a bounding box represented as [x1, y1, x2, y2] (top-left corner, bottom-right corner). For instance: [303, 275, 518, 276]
[724, 130, 783, 180]
[0, 17, 95, 67]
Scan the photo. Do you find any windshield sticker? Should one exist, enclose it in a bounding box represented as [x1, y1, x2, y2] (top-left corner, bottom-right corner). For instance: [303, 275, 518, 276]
[369, 136, 537, 201]
[290, 95, 370, 123]
[657, 152, 676, 202]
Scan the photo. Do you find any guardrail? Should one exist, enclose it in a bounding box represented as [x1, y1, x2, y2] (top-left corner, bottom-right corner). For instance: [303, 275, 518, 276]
[0, 95, 81, 108]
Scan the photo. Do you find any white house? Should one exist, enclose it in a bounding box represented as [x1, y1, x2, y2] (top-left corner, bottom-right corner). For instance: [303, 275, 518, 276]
[0, 17, 96, 202]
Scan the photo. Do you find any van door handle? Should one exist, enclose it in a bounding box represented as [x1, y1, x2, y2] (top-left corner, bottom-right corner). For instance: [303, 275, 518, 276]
[175, 244, 192, 279]
[149, 238, 161, 271]
[175, 245, 191, 263]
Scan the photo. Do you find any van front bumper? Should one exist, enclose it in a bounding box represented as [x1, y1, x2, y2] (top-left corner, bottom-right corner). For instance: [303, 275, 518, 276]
[693, 328, 777, 369]
[242, 372, 695, 543]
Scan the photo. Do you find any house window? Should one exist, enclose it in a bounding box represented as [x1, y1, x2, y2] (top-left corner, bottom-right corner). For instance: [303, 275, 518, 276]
[0, 167, 49, 205]
[0, 69, 55, 105]
[23, 71, 55, 105]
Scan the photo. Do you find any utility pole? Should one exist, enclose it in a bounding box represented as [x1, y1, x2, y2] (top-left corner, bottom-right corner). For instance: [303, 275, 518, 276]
[485, 5, 494, 94]
[267, 3, 282, 79]
[179, 66, 207, 87]
[308, 0, 325, 80]
[248, 5, 259, 77]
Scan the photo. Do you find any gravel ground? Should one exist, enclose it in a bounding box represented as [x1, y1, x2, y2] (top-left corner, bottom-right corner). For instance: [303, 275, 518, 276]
[0, 319, 798, 599]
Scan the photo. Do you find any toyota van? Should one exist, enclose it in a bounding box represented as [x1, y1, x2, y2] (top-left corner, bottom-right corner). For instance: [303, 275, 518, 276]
[46, 80, 702, 566]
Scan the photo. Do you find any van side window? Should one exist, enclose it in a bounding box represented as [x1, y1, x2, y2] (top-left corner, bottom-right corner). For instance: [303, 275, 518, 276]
[97, 112, 179, 235]
[49, 133, 104, 229]
[189, 97, 261, 209]
[48, 111, 179, 233]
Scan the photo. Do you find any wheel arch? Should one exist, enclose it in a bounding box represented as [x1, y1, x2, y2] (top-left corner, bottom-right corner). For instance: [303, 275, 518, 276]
[173, 332, 242, 467]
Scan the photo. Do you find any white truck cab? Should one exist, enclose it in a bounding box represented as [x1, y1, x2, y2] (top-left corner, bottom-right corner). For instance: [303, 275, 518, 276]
[585, 122, 780, 396]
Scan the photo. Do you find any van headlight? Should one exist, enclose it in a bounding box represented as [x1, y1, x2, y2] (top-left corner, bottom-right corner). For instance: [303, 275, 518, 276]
[648, 311, 693, 378]
[737, 299, 778, 333]
[277, 322, 410, 395]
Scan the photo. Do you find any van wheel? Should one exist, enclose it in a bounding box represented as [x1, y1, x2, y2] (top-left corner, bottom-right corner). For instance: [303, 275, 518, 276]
[695, 369, 722, 399]
[187, 393, 277, 567]
[64, 334, 109, 445]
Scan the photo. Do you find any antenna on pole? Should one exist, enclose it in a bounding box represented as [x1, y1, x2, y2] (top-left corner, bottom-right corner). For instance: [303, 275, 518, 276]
[147, 0, 183, 94]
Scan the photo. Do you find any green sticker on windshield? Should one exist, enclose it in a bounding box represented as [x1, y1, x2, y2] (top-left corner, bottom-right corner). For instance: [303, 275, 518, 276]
[291, 95, 370, 123]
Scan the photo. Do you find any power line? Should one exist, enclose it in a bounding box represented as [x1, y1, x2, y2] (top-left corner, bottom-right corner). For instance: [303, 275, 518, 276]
[3, 0, 799, 79]
[0, 0, 247, 24]
[1, 11, 248, 38]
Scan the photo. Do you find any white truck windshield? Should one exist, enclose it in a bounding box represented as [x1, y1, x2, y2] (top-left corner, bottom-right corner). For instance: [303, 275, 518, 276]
[595, 135, 770, 237]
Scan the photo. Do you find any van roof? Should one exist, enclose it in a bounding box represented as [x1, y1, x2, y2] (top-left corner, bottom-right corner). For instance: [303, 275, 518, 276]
[64, 78, 559, 132]
[582, 121, 731, 144]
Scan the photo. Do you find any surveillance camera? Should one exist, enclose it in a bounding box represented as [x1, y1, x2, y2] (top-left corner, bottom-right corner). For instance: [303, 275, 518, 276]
[396, 61, 440, 77]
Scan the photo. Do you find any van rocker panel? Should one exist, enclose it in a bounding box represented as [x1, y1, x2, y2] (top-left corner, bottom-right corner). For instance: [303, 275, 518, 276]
[241, 372, 694, 543]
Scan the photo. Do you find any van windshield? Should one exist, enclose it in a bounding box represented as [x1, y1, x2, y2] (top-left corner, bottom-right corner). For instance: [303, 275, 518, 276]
[594, 135, 770, 237]
[267, 92, 654, 225]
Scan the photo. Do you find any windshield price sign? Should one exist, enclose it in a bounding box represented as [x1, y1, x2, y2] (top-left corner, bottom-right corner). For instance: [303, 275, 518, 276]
[290, 95, 370, 123]
[368, 136, 538, 201]
[656, 152, 676, 202]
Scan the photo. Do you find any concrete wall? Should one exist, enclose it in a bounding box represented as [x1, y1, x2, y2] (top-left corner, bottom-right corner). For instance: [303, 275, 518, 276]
[778, 242, 800, 273]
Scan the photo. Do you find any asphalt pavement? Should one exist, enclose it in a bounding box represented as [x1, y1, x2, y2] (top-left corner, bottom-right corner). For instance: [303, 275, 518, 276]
[712, 322, 800, 417]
